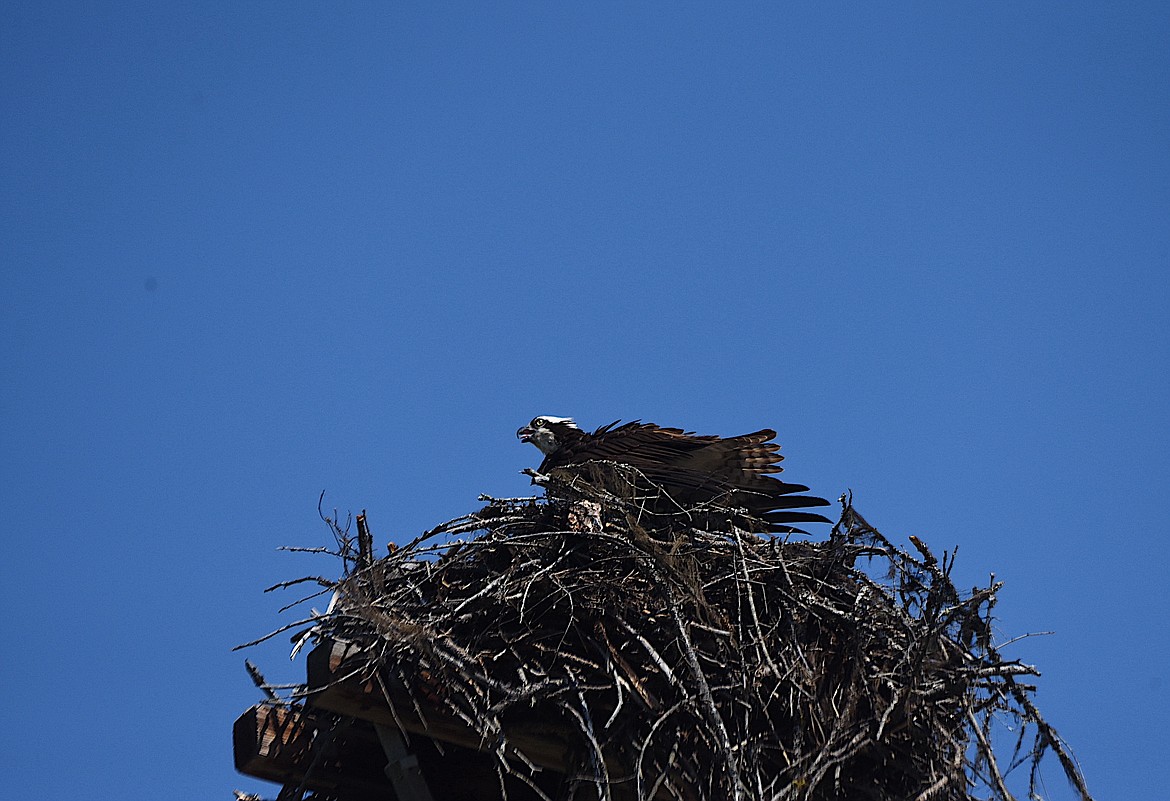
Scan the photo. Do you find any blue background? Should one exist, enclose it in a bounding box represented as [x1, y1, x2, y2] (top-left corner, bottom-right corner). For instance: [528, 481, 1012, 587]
[2, 3, 1166, 799]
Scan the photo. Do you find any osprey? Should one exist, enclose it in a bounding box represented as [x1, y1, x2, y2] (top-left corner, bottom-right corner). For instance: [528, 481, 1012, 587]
[517, 416, 831, 534]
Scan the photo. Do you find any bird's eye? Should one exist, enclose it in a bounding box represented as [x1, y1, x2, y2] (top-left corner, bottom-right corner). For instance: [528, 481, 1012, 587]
[533, 417, 547, 427]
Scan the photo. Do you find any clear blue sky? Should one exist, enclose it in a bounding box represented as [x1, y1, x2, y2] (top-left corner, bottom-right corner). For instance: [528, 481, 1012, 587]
[2, 3, 1166, 799]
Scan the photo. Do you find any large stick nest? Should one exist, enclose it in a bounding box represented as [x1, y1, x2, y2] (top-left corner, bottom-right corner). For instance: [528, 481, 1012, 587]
[269, 471, 1092, 801]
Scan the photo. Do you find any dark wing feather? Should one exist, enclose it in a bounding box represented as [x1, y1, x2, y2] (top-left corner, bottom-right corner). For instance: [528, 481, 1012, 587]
[540, 420, 830, 533]
[540, 421, 701, 470]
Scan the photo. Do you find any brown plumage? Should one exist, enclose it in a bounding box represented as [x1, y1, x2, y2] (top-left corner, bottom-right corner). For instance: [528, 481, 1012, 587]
[516, 416, 832, 534]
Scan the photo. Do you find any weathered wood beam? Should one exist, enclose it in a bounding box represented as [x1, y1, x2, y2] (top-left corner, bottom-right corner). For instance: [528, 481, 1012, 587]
[233, 703, 314, 785]
[305, 639, 577, 774]
[232, 702, 391, 798]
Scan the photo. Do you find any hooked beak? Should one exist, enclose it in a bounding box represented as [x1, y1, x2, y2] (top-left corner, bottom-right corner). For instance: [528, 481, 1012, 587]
[516, 425, 533, 443]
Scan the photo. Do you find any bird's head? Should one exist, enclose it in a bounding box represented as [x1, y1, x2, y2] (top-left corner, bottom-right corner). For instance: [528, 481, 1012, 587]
[516, 415, 579, 456]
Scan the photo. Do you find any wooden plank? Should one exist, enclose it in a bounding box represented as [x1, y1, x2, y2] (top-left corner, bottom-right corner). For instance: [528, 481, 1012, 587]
[234, 700, 563, 800]
[233, 703, 313, 784]
[232, 702, 391, 798]
[305, 639, 578, 774]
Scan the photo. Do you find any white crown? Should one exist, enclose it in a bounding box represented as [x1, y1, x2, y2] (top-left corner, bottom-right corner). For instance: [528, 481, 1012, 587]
[537, 415, 578, 428]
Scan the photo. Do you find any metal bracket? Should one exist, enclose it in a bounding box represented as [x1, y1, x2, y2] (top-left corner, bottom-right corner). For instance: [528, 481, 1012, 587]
[373, 724, 436, 801]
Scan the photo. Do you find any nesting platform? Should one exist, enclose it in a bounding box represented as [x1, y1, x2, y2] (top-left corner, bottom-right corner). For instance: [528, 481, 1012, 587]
[233, 480, 1091, 801]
